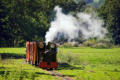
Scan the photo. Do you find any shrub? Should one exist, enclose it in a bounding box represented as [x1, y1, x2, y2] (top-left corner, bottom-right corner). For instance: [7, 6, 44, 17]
[112, 45, 120, 48]
[62, 43, 72, 48]
[57, 52, 82, 65]
[82, 39, 96, 47]
[82, 39, 113, 48]
[61, 42, 80, 48]
[91, 43, 113, 49]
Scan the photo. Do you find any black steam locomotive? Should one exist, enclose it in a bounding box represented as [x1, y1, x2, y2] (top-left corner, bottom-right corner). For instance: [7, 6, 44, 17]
[26, 41, 58, 69]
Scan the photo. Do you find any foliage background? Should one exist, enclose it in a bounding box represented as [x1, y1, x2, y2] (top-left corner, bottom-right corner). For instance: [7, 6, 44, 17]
[0, 0, 120, 47]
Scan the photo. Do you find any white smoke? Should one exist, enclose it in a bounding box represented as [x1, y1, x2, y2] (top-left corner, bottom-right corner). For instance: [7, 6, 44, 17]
[45, 6, 107, 43]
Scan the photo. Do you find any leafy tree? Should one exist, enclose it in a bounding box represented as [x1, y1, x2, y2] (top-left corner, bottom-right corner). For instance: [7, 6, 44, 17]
[0, 0, 86, 47]
[98, 0, 120, 44]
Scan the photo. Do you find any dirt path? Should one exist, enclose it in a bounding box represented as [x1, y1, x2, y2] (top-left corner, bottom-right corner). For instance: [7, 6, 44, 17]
[46, 70, 74, 80]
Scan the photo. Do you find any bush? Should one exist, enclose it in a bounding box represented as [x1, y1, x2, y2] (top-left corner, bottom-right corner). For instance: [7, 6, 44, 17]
[61, 42, 80, 48]
[83, 39, 96, 47]
[82, 39, 114, 48]
[57, 52, 82, 65]
[112, 45, 120, 48]
[91, 43, 113, 49]
[61, 43, 72, 48]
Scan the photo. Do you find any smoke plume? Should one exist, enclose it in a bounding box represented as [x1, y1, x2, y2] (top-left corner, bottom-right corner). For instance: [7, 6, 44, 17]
[45, 6, 107, 43]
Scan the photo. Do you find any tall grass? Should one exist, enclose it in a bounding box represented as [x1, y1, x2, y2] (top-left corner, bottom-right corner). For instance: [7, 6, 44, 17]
[0, 47, 120, 80]
[0, 58, 57, 80]
[57, 47, 120, 80]
[0, 70, 36, 80]
[57, 47, 120, 65]
[0, 56, 35, 80]
[0, 48, 58, 80]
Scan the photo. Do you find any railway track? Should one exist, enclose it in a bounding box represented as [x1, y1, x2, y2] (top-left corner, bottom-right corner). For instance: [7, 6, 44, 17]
[26, 42, 73, 80]
[46, 70, 74, 80]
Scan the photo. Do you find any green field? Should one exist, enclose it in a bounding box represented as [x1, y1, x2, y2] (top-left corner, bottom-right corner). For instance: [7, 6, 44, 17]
[0, 47, 120, 80]
[0, 48, 58, 80]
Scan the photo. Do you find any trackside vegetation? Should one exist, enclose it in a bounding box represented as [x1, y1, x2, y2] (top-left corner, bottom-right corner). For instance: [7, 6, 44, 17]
[0, 47, 120, 80]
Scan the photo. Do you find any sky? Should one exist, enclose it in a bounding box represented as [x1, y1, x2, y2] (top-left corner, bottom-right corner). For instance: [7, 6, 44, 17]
[76, 0, 104, 7]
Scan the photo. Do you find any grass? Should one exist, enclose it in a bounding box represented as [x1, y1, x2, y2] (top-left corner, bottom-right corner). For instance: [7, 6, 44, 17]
[57, 47, 120, 80]
[0, 48, 58, 80]
[58, 47, 120, 64]
[0, 47, 120, 80]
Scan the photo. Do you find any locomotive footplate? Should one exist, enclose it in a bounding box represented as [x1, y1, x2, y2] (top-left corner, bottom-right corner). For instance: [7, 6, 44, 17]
[39, 62, 58, 69]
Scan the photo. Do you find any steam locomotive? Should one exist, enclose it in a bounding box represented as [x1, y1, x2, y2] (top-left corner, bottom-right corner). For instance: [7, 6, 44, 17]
[26, 41, 58, 69]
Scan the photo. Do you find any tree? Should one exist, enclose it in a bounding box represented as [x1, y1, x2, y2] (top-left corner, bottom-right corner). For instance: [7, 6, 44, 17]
[0, 0, 86, 47]
[98, 0, 120, 44]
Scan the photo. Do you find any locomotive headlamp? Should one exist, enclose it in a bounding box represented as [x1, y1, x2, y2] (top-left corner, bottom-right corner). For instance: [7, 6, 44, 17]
[51, 44, 55, 48]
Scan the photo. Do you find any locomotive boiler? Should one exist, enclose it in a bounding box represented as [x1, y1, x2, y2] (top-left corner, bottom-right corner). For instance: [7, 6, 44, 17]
[26, 41, 58, 69]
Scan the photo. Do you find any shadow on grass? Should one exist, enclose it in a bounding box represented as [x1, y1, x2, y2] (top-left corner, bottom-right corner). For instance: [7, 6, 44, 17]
[0, 66, 6, 69]
[0, 53, 25, 59]
[0, 71, 10, 76]
[0, 68, 75, 79]
[0, 70, 53, 78]
[58, 63, 85, 70]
